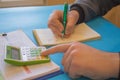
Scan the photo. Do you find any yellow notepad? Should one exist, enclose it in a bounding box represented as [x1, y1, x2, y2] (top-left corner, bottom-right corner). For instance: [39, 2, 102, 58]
[33, 23, 101, 46]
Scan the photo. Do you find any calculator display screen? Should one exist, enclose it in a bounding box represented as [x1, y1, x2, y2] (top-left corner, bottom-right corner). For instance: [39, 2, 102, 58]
[11, 49, 20, 60]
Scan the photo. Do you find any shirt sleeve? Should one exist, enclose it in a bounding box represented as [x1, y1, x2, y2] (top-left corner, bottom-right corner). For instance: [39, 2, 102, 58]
[70, 0, 120, 24]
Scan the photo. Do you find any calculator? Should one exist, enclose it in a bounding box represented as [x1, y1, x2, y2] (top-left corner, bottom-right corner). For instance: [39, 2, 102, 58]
[4, 45, 50, 66]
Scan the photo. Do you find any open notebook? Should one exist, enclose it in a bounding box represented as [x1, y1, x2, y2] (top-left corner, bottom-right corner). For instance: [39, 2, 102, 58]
[33, 23, 101, 46]
[0, 30, 60, 80]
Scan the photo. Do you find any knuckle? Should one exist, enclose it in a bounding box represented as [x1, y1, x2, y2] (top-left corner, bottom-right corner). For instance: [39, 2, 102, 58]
[71, 50, 77, 57]
[48, 20, 55, 28]
[53, 10, 59, 13]
[53, 10, 62, 14]
[67, 23, 74, 28]
[70, 42, 80, 49]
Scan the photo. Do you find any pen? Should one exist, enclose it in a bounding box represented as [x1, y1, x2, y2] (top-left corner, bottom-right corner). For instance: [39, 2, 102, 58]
[62, 3, 68, 38]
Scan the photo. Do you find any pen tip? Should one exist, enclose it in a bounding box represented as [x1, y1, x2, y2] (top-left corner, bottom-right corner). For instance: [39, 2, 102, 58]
[61, 34, 64, 38]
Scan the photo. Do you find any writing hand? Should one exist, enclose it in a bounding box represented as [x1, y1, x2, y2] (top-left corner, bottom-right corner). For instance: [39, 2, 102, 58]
[48, 10, 79, 37]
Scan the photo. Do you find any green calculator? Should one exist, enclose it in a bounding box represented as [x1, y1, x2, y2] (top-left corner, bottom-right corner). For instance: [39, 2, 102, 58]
[4, 45, 50, 66]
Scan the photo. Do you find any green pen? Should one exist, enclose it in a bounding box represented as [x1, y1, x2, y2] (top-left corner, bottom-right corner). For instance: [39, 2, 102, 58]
[62, 3, 68, 38]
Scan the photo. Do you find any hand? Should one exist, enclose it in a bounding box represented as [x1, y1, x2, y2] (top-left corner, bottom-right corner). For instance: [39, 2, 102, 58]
[48, 10, 79, 37]
[41, 42, 119, 79]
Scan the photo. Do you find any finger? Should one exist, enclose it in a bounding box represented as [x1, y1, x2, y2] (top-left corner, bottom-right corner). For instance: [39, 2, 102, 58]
[56, 20, 64, 32]
[62, 44, 73, 65]
[48, 20, 63, 32]
[69, 64, 81, 79]
[63, 33, 71, 38]
[65, 11, 78, 35]
[65, 10, 79, 35]
[48, 20, 62, 36]
[66, 21, 75, 35]
[48, 10, 64, 36]
[64, 50, 75, 72]
[54, 20, 64, 37]
[41, 43, 72, 56]
[62, 42, 78, 65]
[49, 25, 62, 37]
[68, 57, 82, 79]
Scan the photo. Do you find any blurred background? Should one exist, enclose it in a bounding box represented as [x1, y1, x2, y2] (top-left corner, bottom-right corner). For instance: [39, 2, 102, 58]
[0, 0, 74, 7]
[0, 0, 119, 27]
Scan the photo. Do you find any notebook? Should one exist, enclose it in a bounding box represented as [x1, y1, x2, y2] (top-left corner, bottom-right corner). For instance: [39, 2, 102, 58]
[33, 23, 101, 46]
[0, 30, 60, 80]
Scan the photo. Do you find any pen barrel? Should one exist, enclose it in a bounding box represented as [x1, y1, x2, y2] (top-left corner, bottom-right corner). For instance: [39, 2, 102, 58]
[62, 3, 68, 35]
[63, 4, 68, 22]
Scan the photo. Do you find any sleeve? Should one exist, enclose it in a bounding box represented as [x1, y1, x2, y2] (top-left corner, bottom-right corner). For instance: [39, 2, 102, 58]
[70, 0, 120, 24]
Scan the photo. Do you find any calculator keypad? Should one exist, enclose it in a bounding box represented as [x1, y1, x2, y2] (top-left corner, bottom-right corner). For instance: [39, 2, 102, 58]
[20, 47, 46, 61]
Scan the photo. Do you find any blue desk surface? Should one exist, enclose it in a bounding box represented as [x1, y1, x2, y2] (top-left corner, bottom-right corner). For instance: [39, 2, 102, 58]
[0, 5, 120, 80]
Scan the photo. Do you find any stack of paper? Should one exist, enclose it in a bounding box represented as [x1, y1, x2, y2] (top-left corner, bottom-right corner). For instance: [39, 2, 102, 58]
[33, 23, 101, 46]
[0, 30, 60, 80]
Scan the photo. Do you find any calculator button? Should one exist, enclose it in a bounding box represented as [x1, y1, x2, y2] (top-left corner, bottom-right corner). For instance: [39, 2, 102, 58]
[20, 47, 47, 61]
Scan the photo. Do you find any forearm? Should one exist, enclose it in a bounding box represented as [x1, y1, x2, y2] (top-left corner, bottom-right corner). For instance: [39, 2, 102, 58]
[118, 52, 120, 79]
[102, 52, 120, 79]
[97, 51, 119, 79]
[110, 53, 119, 78]
[70, 0, 120, 23]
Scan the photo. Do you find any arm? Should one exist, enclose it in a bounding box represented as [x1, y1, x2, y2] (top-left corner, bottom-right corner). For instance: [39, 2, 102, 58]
[70, 0, 120, 23]
[47, 0, 120, 37]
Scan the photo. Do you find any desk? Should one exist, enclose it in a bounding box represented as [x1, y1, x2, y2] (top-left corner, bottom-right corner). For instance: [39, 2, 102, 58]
[0, 5, 120, 80]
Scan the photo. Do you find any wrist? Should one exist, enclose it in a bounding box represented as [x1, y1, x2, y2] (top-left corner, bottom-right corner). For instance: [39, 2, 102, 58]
[70, 4, 85, 24]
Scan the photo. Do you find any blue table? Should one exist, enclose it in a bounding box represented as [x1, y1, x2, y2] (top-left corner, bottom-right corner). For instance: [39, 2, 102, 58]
[0, 5, 120, 80]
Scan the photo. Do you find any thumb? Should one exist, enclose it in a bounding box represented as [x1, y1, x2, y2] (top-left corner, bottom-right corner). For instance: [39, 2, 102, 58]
[41, 43, 72, 56]
[65, 10, 79, 35]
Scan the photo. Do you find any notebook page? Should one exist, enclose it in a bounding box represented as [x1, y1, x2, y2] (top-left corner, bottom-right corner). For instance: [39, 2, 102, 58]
[5, 30, 36, 47]
[0, 36, 8, 69]
[56, 23, 100, 43]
